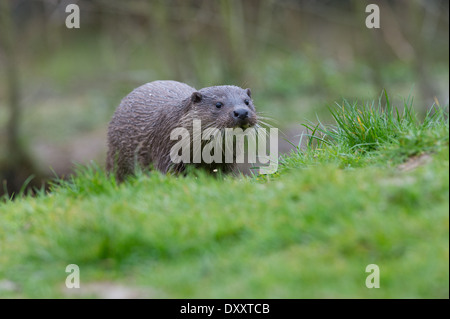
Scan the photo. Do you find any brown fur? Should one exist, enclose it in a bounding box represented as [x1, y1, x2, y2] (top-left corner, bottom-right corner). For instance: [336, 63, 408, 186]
[106, 80, 257, 182]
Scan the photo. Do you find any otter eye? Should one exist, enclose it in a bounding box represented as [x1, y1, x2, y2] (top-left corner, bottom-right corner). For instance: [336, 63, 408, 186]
[244, 99, 250, 106]
[215, 102, 223, 108]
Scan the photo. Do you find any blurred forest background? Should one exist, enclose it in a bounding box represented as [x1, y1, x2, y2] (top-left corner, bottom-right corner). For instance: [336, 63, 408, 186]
[0, 0, 448, 196]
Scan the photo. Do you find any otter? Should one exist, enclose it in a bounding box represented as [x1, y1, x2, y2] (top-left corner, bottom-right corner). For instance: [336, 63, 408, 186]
[106, 80, 258, 182]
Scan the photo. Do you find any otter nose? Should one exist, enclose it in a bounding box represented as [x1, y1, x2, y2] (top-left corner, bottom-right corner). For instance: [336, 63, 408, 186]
[233, 109, 249, 120]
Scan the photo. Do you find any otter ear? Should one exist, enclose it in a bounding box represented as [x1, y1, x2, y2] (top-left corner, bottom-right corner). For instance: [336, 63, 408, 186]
[245, 88, 251, 98]
[191, 92, 203, 103]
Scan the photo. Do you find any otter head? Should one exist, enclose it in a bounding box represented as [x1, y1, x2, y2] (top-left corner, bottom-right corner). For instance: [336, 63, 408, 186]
[189, 85, 258, 129]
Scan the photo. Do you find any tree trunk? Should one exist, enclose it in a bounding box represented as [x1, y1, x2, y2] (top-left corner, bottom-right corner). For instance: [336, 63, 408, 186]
[0, 0, 21, 160]
[0, 0, 41, 197]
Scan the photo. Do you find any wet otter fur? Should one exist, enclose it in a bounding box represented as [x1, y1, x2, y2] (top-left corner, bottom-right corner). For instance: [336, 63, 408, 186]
[106, 80, 258, 182]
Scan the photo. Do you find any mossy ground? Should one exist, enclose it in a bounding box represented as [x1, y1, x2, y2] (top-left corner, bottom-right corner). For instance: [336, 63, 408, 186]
[0, 101, 448, 298]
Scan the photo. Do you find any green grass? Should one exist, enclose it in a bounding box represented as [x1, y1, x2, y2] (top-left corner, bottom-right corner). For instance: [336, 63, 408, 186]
[0, 99, 448, 298]
[280, 93, 449, 172]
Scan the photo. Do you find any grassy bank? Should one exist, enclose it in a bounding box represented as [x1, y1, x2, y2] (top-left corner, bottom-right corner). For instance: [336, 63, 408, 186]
[0, 98, 448, 298]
